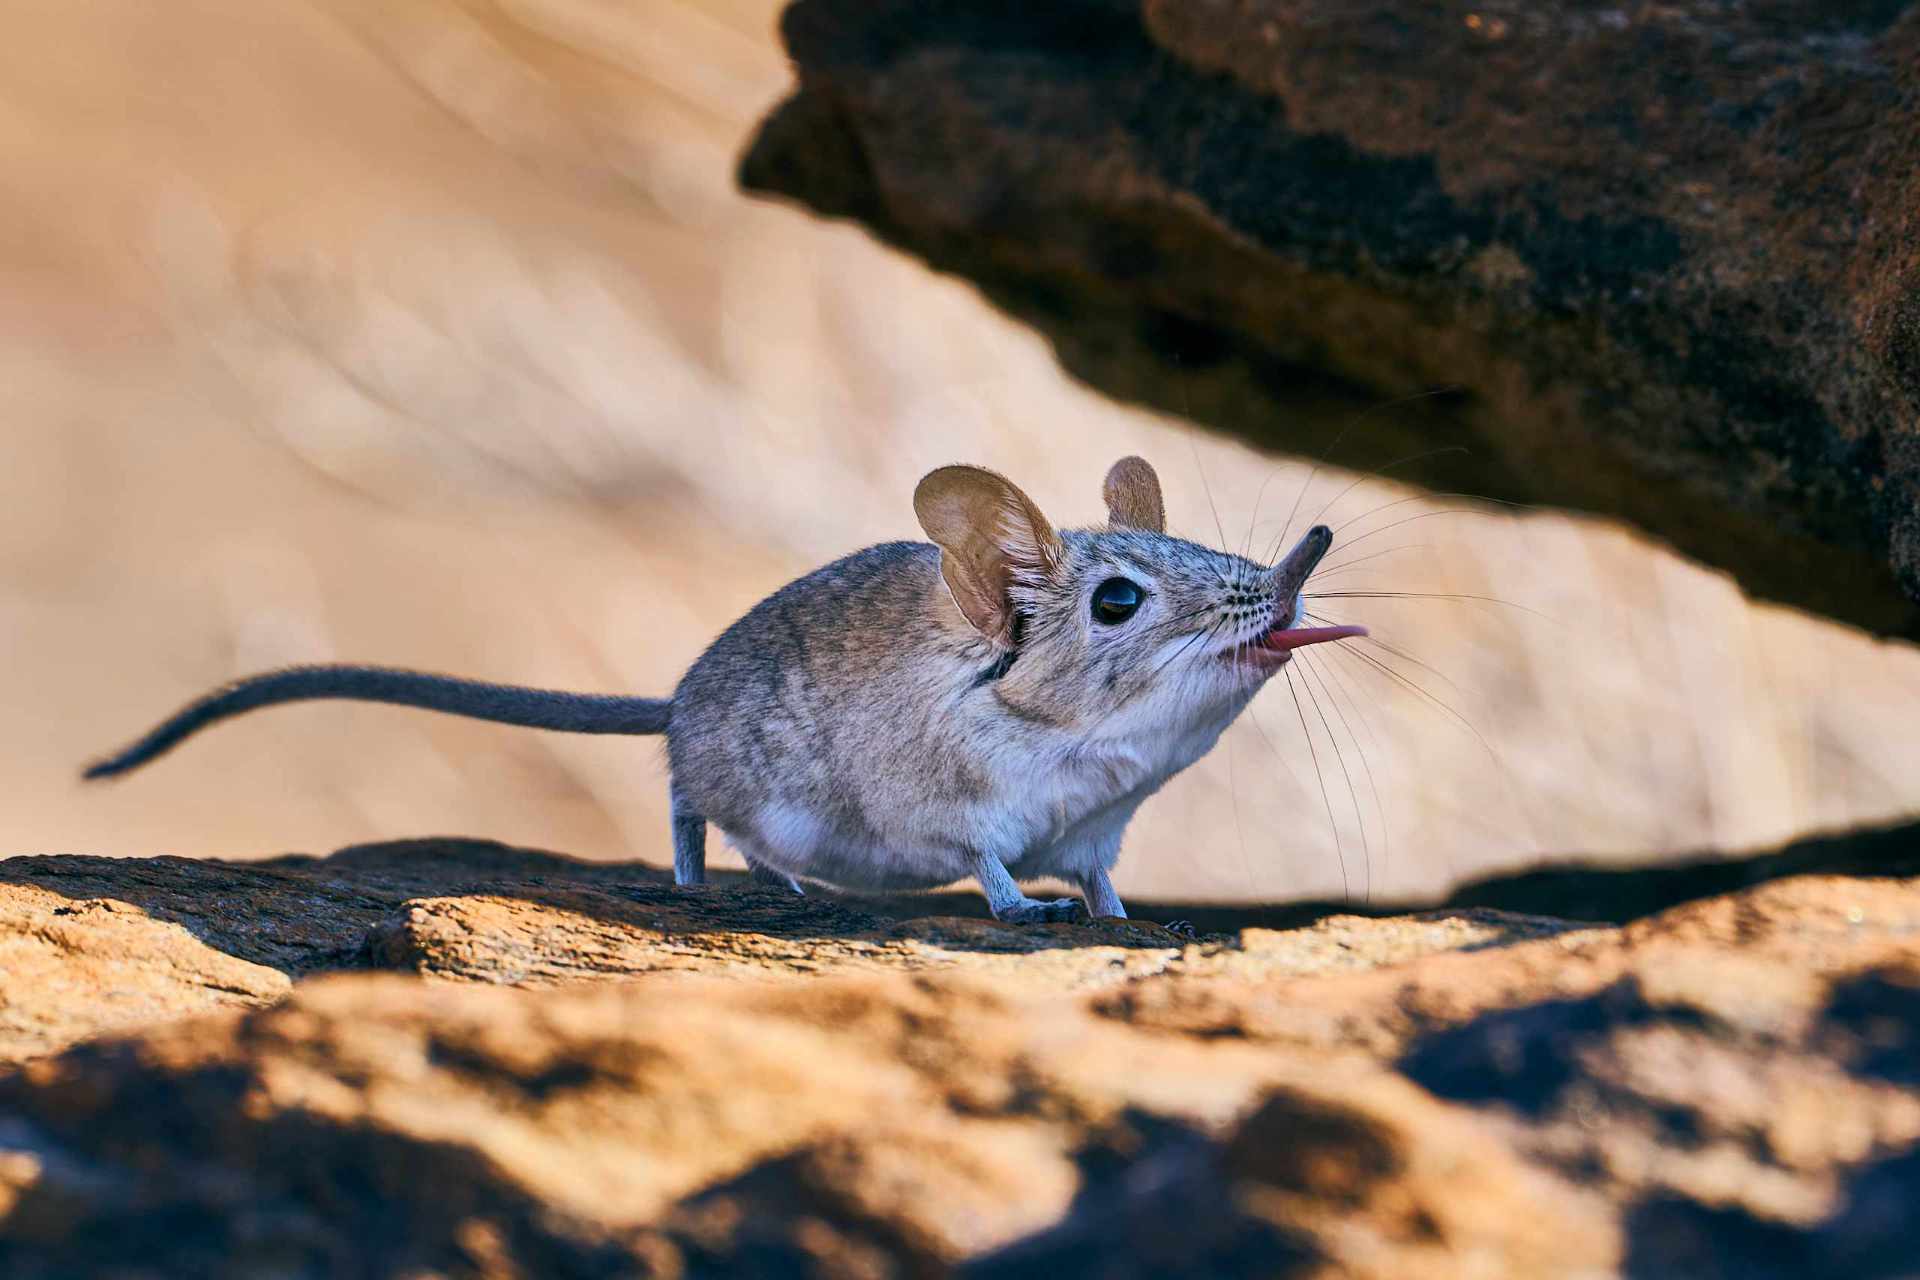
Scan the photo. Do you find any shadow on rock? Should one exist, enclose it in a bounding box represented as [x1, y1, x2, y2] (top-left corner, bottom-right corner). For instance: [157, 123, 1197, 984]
[1398, 959, 1920, 1275]
[1625, 1143, 1920, 1280]
[959, 1111, 1318, 1279]
[1443, 815, 1920, 925]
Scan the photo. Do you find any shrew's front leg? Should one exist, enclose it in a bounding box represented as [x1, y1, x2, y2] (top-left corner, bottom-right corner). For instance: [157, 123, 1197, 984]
[969, 850, 1087, 924]
[1077, 866, 1126, 920]
[1079, 863, 1195, 936]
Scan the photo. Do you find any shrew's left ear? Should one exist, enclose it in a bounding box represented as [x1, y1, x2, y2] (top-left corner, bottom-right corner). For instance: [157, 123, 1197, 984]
[914, 465, 1064, 647]
[1102, 456, 1165, 533]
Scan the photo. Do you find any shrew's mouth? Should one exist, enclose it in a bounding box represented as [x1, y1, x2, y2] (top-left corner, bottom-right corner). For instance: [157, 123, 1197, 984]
[1233, 620, 1368, 666]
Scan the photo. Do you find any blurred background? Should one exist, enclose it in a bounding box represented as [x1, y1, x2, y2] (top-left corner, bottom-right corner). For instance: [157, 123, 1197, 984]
[5, 0, 1919, 902]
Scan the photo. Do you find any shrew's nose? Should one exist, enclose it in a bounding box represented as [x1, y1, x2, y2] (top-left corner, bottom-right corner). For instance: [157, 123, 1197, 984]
[1271, 524, 1333, 597]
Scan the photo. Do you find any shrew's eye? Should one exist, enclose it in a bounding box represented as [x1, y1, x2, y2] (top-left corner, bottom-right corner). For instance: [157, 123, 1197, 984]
[1090, 577, 1144, 624]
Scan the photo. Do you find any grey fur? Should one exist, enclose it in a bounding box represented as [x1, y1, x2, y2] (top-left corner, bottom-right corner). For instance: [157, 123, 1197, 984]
[83, 665, 670, 779]
[84, 464, 1351, 925]
[669, 780, 707, 885]
[663, 516, 1345, 922]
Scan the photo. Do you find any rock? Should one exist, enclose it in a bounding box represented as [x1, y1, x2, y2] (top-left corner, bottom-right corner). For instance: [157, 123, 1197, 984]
[0, 882, 287, 1064]
[0, 838, 1917, 1274]
[740, 0, 1920, 636]
[0, 974, 1615, 1278]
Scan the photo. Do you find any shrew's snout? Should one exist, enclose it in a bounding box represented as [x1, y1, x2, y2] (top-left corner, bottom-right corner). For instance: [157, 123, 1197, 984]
[1270, 524, 1333, 599]
[1242, 524, 1366, 660]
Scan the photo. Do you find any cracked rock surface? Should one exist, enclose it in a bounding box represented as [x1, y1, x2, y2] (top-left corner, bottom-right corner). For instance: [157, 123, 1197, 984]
[1, 837, 1918, 1275]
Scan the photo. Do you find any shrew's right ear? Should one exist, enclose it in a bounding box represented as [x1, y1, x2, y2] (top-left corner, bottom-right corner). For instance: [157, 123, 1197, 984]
[913, 465, 1062, 646]
[1102, 456, 1166, 532]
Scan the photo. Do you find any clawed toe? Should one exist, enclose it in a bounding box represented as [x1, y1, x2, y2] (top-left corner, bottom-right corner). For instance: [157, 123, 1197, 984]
[1162, 918, 1198, 939]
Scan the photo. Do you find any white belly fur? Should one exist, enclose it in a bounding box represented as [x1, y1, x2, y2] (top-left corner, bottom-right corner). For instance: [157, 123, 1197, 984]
[723, 702, 1241, 892]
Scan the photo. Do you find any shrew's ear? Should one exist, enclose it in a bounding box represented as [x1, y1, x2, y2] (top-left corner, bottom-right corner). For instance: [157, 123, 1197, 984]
[914, 465, 1063, 646]
[1102, 456, 1165, 533]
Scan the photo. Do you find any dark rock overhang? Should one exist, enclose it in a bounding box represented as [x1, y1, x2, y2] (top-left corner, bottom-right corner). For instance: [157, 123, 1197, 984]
[742, 0, 1920, 638]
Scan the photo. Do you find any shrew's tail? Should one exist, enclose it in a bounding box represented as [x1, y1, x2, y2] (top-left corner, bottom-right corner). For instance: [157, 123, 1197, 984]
[82, 664, 671, 780]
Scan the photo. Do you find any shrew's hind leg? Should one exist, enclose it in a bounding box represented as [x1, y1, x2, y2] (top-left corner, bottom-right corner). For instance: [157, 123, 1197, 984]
[670, 781, 707, 886]
[745, 857, 805, 895]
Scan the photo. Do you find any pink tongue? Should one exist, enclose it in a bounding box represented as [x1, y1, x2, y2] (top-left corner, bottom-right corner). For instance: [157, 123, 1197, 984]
[1263, 623, 1368, 652]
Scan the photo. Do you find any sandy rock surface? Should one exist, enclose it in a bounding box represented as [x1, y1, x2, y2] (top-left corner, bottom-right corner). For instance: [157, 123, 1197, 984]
[1, 839, 1916, 1276]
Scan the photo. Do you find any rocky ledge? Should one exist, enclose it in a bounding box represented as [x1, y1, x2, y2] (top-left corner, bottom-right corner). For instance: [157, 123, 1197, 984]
[1, 837, 1918, 1276]
[742, 0, 1920, 636]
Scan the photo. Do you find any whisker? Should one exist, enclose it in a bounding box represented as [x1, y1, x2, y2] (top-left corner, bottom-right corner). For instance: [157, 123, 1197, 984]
[1333, 490, 1538, 537]
[1159, 602, 1226, 630]
[1295, 652, 1371, 902]
[1300, 613, 1475, 702]
[1164, 354, 1233, 553]
[1321, 634, 1502, 767]
[1264, 386, 1466, 560]
[1326, 629, 1542, 861]
[1242, 467, 1287, 562]
[1243, 701, 1305, 793]
[1310, 543, 1433, 580]
[1350, 632, 1472, 698]
[1323, 507, 1513, 560]
[1307, 590, 1559, 626]
[1189, 432, 1231, 550]
[1302, 648, 1392, 897]
[1120, 614, 1227, 709]
[1304, 445, 1472, 533]
[1225, 705, 1255, 895]
[1274, 464, 1323, 569]
[1284, 664, 1350, 901]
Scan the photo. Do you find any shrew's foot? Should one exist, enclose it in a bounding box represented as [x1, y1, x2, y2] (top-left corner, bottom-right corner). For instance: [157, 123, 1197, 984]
[996, 896, 1088, 925]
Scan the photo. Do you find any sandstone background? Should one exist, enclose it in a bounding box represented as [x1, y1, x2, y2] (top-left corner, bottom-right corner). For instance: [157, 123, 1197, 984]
[6, 0, 1920, 902]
